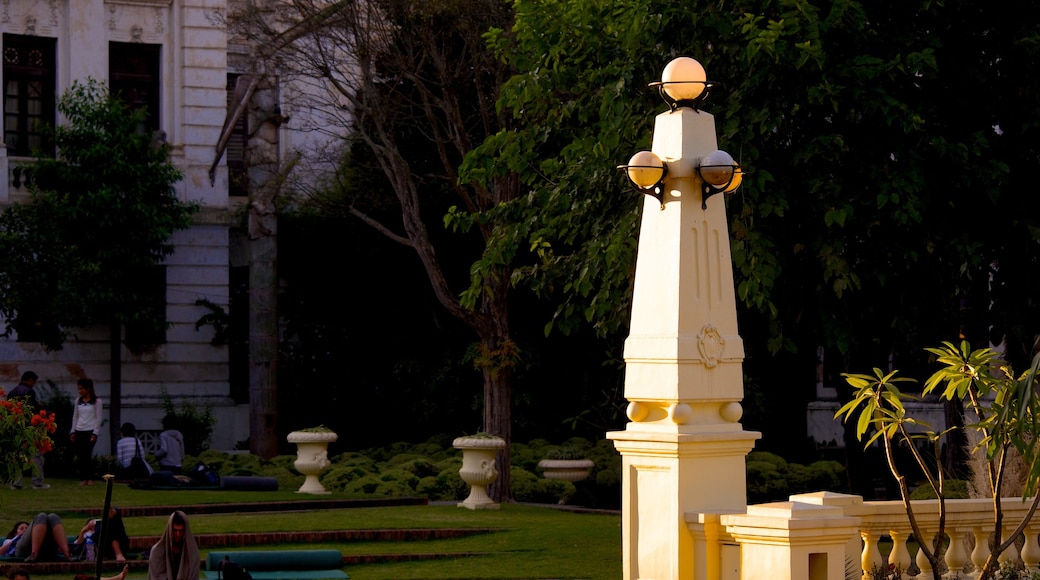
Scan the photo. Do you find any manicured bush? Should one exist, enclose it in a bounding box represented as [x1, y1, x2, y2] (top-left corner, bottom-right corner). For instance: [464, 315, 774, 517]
[746, 451, 846, 503]
[320, 465, 373, 491]
[385, 456, 442, 478]
[909, 479, 970, 500]
[416, 475, 457, 501]
[511, 467, 577, 504]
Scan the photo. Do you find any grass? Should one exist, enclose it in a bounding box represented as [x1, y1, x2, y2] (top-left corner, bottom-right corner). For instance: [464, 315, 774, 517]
[0, 478, 622, 579]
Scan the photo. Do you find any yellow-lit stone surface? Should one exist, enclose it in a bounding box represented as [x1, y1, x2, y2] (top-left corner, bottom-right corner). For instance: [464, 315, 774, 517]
[721, 502, 860, 580]
[608, 105, 760, 579]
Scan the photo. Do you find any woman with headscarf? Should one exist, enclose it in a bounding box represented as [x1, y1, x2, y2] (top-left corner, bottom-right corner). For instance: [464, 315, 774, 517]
[147, 511, 199, 580]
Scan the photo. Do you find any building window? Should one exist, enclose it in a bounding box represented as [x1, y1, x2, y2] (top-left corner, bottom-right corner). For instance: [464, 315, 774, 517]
[109, 42, 161, 134]
[124, 265, 168, 348]
[3, 34, 56, 157]
[226, 74, 249, 197]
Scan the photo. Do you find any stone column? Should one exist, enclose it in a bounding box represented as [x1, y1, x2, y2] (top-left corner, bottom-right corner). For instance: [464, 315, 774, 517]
[608, 106, 760, 580]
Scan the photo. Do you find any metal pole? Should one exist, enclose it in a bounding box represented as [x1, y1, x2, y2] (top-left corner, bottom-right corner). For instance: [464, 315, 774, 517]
[95, 473, 115, 580]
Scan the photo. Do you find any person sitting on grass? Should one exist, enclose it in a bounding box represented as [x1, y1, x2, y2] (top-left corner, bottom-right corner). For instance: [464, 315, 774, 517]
[74, 507, 130, 563]
[155, 415, 185, 475]
[6, 567, 29, 580]
[148, 511, 199, 580]
[12, 513, 73, 562]
[115, 422, 152, 479]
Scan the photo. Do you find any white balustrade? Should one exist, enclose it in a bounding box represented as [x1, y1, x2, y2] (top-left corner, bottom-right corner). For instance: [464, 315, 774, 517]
[688, 494, 1040, 579]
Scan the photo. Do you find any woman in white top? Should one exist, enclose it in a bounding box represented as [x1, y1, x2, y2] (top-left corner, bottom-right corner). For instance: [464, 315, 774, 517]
[69, 377, 103, 486]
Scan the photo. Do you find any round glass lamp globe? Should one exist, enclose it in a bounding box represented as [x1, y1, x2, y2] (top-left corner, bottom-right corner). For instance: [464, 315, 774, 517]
[661, 57, 707, 102]
[699, 150, 736, 186]
[724, 167, 743, 192]
[626, 151, 664, 189]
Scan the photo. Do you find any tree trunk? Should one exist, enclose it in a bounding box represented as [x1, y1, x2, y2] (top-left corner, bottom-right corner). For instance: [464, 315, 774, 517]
[108, 320, 122, 453]
[476, 267, 515, 503]
[246, 76, 281, 458]
[484, 361, 513, 503]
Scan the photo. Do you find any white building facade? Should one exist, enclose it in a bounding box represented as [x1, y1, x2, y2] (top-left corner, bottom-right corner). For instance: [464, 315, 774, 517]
[0, 0, 250, 454]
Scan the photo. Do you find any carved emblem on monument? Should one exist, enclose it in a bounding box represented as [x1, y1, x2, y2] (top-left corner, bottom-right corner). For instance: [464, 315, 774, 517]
[697, 324, 725, 368]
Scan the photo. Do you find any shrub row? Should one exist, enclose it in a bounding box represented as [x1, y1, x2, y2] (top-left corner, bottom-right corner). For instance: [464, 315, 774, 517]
[91, 438, 845, 509]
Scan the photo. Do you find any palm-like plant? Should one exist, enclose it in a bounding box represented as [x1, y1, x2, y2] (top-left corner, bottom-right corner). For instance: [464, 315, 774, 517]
[837, 340, 1040, 580]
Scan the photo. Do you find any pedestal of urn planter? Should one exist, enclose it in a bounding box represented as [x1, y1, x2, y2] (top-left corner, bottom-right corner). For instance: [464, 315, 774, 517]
[287, 430, 338, 494]
[453, 435, 506, 510]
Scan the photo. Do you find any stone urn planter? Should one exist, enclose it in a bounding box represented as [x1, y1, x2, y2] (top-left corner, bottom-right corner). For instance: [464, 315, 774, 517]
[287, 428, 338, 494]
[538, 447, 594, 483]
[538, 458, 595, 483]
[453, 434, 506, 510]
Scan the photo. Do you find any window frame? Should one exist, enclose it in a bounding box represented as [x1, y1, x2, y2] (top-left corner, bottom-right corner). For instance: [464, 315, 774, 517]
[3, 33, 57, 158]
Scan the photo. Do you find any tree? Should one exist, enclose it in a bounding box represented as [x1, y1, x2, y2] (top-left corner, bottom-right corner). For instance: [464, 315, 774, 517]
[229, 0, 522, 497]
[0, 79, 197, 448]
[463, 0, 1040, 472]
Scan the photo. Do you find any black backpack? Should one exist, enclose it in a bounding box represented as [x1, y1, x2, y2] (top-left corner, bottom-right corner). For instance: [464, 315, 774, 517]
[217, 556, 252, 580]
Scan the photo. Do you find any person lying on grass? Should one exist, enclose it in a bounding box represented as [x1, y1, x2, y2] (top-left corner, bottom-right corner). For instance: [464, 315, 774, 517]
[10, 513, 73, 562]
[2, 522, 28, 556]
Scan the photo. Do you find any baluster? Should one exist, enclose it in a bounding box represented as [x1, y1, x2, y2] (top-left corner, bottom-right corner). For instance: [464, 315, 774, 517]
[997, 526, 1017, 566]
[862, 530, 885, 580]
[889, 530, 912, 578]
[944, 527, 969, 579]
[971, 526, 991, 577]
[915, 528, 934, 578]
[1021, 526, 1040, 572]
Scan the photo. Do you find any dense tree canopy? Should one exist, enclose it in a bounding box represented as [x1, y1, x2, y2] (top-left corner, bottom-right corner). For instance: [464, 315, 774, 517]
[0, 80, 193, 344]
[0, 79, 196, 445]
[465, 0, 1040, 383]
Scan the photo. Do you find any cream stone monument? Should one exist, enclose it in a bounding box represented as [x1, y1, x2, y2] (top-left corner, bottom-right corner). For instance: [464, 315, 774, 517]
[608, 57, 761, 580]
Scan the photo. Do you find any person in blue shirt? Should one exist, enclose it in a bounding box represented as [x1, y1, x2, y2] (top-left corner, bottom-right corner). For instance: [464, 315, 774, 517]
[2, 522, 28, 556]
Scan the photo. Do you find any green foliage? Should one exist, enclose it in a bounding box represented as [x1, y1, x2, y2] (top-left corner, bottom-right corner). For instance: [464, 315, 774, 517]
[193, 299, 231, 346]
[867, 563, 904, 580]
[837, 341, 1040, 580]
[545, 446, 586, 460]
[0, 387, 57, 484]
[0, 78, 196, 348]
[510, 467, 576, 504]
[745, 451, 845, 503]
[190, 436, 620, 508]
[35, 381, 76, 475]
[465, 0, 1040, 413]
[909, 479, 969, 500]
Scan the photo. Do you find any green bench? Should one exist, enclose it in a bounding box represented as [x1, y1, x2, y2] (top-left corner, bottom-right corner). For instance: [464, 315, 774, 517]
[202, 550, 349, 580]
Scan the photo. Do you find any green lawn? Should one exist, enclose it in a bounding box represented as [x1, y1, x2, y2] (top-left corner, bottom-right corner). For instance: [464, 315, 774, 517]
[1, 479, 622, 579]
